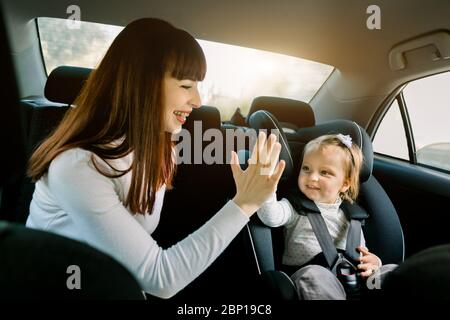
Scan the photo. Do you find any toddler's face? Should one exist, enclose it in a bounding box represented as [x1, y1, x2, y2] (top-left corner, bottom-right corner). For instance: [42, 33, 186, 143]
[298, 145, 349, 204]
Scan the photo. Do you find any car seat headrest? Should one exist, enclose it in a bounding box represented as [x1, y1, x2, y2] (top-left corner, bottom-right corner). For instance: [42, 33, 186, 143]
[182, 105, 221, 132]
[294, 120, 373, 182]
[172, 105, 222, 165]
[247, 96, 315, 130]
[45, 66, 92, 105]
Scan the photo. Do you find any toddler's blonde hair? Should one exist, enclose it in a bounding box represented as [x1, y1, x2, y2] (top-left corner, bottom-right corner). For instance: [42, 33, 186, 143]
[303, 134, 364, 203]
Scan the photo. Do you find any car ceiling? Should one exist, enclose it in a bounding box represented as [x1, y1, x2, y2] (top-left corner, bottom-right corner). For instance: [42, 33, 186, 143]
[1, 0, 450, 127]
[3, 0, 449, 72]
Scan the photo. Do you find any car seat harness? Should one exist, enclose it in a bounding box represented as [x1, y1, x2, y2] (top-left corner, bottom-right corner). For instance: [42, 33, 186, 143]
[287, 188, 369, 298]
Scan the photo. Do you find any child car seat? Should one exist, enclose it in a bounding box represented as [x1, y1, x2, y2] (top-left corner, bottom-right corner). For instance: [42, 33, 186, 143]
[246, 110, 405, 275]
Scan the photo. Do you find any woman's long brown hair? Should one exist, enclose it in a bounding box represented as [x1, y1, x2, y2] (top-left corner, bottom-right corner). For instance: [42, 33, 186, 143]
[28, 18, 206, 214]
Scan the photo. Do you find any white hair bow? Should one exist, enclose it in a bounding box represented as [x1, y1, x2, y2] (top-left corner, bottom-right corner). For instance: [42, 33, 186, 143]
[337, 133, 352, 148]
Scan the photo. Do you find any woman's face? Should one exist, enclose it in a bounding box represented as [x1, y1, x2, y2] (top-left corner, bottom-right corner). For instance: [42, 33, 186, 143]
[163, 74, 201, 134]
[298, 145, 350, 204]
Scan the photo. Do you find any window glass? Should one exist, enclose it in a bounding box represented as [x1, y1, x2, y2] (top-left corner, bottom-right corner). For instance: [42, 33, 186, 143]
[373, 99, 409, 160]
[404, 72, 450, 171]
[38, 17, 334, 121]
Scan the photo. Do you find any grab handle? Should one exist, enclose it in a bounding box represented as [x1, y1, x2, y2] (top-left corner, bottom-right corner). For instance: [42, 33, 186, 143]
[389, 31, 450, 71]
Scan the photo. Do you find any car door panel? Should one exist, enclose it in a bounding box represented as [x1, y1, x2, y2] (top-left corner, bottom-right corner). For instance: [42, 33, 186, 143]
[373, 155, 450, 258]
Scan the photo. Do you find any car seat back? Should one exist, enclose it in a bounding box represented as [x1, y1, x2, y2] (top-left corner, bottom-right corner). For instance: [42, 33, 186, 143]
[0, 221, 145, 299]
[1, 66, 84, 223]
[153, 105, 262, 301]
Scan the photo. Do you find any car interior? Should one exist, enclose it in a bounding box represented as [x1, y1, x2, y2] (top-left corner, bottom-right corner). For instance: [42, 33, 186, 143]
[1, 0, 450, 301]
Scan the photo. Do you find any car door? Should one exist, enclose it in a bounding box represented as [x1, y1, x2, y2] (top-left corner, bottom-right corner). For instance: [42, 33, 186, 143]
[370, 71, 450, 258]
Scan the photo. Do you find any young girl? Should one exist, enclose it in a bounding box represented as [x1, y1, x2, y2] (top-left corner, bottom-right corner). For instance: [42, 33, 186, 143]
[258, 133, 394, 300]
[25, 18, 285, 299]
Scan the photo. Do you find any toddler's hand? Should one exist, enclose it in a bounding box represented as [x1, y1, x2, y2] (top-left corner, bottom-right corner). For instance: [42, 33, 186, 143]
[356, 246, 381, 278]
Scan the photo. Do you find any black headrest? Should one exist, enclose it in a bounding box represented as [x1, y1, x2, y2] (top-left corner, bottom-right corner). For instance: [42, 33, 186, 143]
[292, 120, 373, 182]
[173, 105, 222, 165]
[182, 105, 221, 132]
[45, 66, 92, 105]
[248, 96, 315, 129]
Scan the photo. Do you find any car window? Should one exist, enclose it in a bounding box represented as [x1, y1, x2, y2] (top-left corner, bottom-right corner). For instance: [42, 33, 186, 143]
[373, 71, 450, 172]
[373, 98, 409, 160]
[403, 72, 450, 172]
[37, 17, 333, 121]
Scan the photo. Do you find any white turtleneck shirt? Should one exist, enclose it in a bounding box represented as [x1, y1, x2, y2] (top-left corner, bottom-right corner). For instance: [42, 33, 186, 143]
[26, 148, 249, 298]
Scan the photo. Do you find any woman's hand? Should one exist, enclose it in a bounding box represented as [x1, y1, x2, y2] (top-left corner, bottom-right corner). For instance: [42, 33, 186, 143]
[356, 246, 382, 278]
[230, 132, 285, 217]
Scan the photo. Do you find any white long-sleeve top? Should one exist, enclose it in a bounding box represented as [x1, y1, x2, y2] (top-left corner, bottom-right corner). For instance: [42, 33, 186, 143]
[257, 193, 366, 267]
[26, 148, 249, 298]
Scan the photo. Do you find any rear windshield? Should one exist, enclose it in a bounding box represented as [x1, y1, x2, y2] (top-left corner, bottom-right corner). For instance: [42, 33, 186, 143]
[38, 17, 334, 120]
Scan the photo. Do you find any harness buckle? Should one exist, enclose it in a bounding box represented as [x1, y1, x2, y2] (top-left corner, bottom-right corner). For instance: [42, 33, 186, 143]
[332, 253, 362, 299]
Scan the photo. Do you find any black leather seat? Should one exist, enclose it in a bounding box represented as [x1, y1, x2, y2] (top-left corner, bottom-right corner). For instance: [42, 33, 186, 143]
[153, 104, 263, 301]
[383, 244, 450, 299]
[0, 221, 144, 299]
[0, 4, 26, 222]
[247, 110, 405, 275]
[1, 66, 87, 223]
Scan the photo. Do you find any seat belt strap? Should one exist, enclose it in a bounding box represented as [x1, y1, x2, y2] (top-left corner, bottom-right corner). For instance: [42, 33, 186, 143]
[345, 219, 362, 261]
[340, 201, 367, 261]
[306, 212, 339, 268]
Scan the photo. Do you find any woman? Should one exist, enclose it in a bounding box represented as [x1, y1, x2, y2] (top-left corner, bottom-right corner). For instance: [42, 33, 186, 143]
[26, 18, 285, 298]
